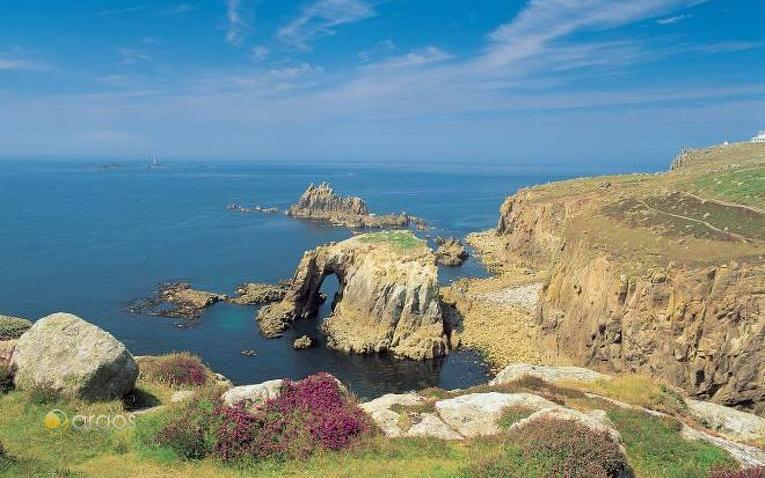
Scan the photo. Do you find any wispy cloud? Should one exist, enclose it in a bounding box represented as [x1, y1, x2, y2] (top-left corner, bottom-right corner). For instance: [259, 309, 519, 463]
[357, 39, 395, 62]
[656, 13, 692, 24]
[100, 6, 146, 16]
[0, 50, 46, 71]
[366, 47, 452, 70]
[250, 45, 270, 61]
[167, 3, 196, 14]
[118, 47, 151, 64]
[226, 0, 253, 46]
[278, 0, 376, 50]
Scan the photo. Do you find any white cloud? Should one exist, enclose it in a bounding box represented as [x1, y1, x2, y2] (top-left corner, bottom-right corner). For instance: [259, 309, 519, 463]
[118, 48, 151, 64]
[357, 39, 396, 62]
[100, 6, 146, 16]
[226, 0, 253, 46]
[167, 3, 196, 14]
[250, 45, 270, 61]
[278, 0, 375, 50]
[656, 13, 692, 24]
[365, 47, 452, 70]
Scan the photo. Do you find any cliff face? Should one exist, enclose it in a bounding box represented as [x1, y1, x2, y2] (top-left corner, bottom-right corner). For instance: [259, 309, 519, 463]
[257, 231, 449, 360]
[490, 143, 765, 412]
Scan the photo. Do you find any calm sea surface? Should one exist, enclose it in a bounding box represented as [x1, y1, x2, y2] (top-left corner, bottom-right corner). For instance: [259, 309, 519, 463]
[0, 160, 572, 399]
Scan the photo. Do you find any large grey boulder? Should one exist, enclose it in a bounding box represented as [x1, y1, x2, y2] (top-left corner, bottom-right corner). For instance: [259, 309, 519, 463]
[491, 363, 608, 386]
[221, 379, 284, 408]
[11, 313, 138, 401]
[687, 398, 765, 441]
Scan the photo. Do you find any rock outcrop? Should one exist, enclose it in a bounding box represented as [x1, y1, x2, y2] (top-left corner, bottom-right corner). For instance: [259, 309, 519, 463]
[257, 230, 449, 360]
[486, 143, 765, 413]
[229, 282, 289, 305]
[221, 379, 284, 409]
[434, 237, 468, 266]
[11, 313, 138, 401]
[129, 282, 226, 319]
[293, 335, 314, 350]
[287, 182, 425, 229]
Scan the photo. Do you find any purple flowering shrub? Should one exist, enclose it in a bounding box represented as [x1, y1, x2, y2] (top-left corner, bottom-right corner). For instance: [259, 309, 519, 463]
[213, 373, 371, 461]
[140, 352, 209, 388]
[711, 467, 765, 478]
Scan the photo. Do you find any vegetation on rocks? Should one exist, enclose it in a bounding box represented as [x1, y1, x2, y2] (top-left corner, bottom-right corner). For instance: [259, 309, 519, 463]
[0, 316, 32, 340]
[138, 353, 210, 388]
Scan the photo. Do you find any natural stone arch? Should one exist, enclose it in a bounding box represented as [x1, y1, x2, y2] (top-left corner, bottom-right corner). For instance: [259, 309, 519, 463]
[257, 231, 450, 360]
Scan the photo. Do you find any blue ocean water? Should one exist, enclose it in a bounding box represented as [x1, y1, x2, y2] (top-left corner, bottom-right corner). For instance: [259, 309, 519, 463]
[0, 160, 569, 399]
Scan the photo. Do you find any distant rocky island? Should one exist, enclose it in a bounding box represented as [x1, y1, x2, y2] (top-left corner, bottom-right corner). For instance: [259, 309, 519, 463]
[286, 182, 428, 229]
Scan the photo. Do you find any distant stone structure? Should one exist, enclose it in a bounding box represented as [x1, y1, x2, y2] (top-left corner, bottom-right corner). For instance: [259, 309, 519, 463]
[751, 130, 765, 143]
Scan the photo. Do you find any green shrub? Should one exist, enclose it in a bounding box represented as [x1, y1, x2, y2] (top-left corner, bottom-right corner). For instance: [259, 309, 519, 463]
[154, 398, 218, 459]
[0, 316, 32, 340]
[609, 409, 735, 477]
[0, 364, 13, 394]
[27, 385, 62, 405]
[139, 353, 210, 388]
[459, 418, 628, 478]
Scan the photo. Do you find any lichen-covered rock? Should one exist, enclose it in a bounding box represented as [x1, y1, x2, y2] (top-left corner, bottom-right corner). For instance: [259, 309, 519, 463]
[404, 413, 463, 440]
[359, 393, 426, 438]
[221, 379, 284, 408]
[491, 363, 609, 386]
[434, 392, 558, 437]
[434, 237, 468, 266]
[258, 231, 449, 360]
[687, 398, 765, 441]
[11, 313, 138, 401]
[293, 335, 314, 350]
[508, 406, 622, 445]
[229, 282, 289, 305]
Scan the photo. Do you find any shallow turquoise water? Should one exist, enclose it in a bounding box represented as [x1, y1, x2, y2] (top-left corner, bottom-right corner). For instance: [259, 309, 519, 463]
[0, 160, 570, 399]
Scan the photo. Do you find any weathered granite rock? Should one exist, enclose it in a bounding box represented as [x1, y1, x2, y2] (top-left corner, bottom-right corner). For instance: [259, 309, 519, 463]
[404, 413, 463, 440]
[286, 182, 424, 229]
[229, 282, 289, 305]
[0, 315, 33, 340]
[11, 313, 138, 401]
[293, 335, 314, 350]
[258, 231, 449, 360]
[687, 398, 765, 441]
[509, 406, 622, 444]
[359, 393, 427, 438]
[434, 392, 558, 437]
[491, 363, 609, 386]
[221, 379, 284, 408]
[434, 237, 469, 266]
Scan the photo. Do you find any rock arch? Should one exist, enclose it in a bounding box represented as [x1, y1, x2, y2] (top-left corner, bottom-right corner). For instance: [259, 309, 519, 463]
[257, 232, 450, 360]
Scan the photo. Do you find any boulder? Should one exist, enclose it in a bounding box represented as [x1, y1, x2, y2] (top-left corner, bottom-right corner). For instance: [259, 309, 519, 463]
[293, 335, 314, 350]
[434, 392, 558, 437]
[405, 413, 463, 440]
[434, 237, 469, 266]
[360, 393, 427, 438]
[221, 379, 284, 408]
[509, 406, 622, 444]
[491, 363, 608, 386]
[11, 313, 138, 401]
[687, 398, 765, 441]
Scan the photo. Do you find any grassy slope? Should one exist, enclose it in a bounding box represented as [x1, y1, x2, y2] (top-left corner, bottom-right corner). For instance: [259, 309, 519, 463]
[0, 359, 742, 478]
[519, 142, 764, 272]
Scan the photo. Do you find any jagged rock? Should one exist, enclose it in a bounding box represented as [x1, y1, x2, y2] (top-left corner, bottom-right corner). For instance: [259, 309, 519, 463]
[293, 335, 314, 350]
[404, 413, 463, 440]
[11, 313, 138, 401]
[687, 398, 765, 441]
[229, 282, 289, 305]
[286, 182, 424, 229]
[0, 315, 33, 340]
[257, 231, 449, 360]
[434, 392, 558, 437]
[434, 237, 469, 266]
[129, 282, 226, 319]
[491, 363, 609, 386]
[221, 379, 284, 408]
[359, 393, 427, 438]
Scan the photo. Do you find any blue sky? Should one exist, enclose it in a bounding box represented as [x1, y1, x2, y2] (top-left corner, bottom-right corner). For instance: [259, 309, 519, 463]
[0, 0, 763, 168]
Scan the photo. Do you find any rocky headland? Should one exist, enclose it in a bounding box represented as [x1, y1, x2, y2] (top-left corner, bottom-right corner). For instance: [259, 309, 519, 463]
[228, 281, 290, 305]
[257, 230, 450, 359]
[287, 182, 427, 229]
[459, 142, 765, 414]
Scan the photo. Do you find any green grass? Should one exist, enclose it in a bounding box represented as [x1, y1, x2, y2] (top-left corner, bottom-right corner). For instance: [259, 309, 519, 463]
[608, 409, 735, 478]
[691, 166, 765, 210]
[357, 230, 426, 253]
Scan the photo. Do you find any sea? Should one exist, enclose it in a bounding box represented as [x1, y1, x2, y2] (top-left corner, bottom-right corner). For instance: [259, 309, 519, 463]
[0, 159, 578, 399]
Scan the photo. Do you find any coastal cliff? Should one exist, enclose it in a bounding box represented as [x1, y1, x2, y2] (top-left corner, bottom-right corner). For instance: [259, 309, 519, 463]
[257, 230, 450, 360]
[486, 142, 765, 413]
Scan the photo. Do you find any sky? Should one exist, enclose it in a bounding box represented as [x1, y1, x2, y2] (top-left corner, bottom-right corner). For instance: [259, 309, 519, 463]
[0, 0, 763, 169]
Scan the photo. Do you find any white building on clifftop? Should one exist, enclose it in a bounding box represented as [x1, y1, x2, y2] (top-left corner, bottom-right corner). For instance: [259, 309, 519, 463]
[751, 130, 765, 143]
